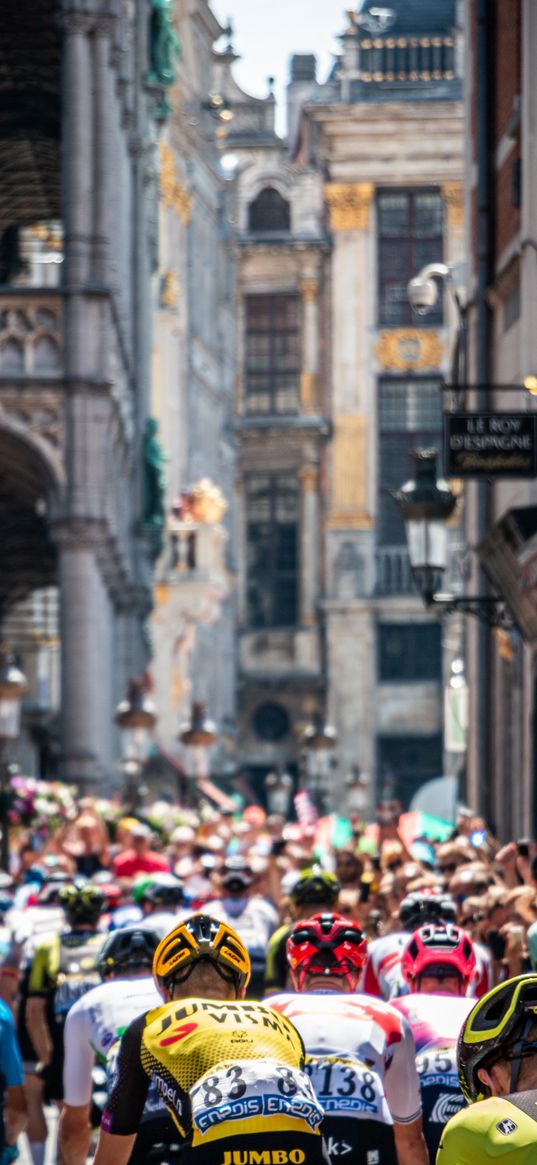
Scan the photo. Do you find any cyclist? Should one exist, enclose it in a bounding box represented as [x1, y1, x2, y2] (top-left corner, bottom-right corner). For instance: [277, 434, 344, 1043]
[26, 880, 105, 1105]
[131, 873, 186, 934]
[59, 925, 175, 1165]
[270, 911, 429, 1165]
[392, 923, 477, 1161]
[264, 866, 341, 994]
[92, 914, 325, 1165]
[362, 890, 458, 999]
[205, 858, 278, 997]
[437, 973, 537, 1163]
[0, 995, 27, 1164]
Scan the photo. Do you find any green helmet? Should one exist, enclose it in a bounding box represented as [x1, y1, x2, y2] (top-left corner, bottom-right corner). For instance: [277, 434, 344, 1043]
[289, 866, 340, 913]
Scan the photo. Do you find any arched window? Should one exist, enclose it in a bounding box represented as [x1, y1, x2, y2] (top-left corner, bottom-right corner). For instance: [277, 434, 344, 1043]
[248, 187, 291, 233]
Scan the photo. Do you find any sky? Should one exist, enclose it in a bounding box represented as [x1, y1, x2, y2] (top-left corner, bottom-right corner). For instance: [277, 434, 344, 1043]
[211, 0, 346, 136]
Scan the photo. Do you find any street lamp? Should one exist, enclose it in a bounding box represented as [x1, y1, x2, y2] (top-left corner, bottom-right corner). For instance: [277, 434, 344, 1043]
[302, 712, 337, 813]
[115, 679, 156, 808]
[0, 648, 27, 871]
[264, 766, 293, 818]
[394, 449, 512, 627]
[180, 701, 216, 781]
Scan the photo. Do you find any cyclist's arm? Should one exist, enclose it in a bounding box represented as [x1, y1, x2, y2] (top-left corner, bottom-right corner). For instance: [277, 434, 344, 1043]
[5, 1085, 27, 1143]
[393, 1114, 428, 1165]
[60, 1003, 95, 1165]
[59, 1105, 91, 1165]
[93, 1014, 150, 1165]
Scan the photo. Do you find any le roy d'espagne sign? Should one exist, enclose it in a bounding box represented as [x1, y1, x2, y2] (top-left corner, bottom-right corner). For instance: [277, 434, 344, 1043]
[445, 413, 537, 478]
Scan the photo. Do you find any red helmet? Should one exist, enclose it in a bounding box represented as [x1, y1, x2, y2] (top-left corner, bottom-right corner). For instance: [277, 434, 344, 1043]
[401, 923, 476, 990]
[286, 912, 367, 990]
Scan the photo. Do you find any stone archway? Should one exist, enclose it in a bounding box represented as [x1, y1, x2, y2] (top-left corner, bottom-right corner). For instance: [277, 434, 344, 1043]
[0, 425, 60, 621]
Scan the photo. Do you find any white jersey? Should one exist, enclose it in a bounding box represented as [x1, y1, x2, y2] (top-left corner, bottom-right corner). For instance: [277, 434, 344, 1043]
[269, 991, 421, 1125]
[63, 975, 161, 1106]
[203, 896, 278, 966]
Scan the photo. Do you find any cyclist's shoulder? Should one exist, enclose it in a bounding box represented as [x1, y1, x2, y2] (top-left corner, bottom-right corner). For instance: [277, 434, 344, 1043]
[438, 1095, 537, 1162]
[267, 923, 290, 949]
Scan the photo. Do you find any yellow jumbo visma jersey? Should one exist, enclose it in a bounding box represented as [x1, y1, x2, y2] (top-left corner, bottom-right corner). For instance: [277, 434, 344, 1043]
[140, 998, 324, 1147]
[437, 1096, 537, 1164]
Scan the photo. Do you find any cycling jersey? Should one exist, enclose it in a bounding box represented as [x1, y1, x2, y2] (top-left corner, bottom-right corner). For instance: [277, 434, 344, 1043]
[302, 1054, 395, 1165]
[268, 992, 422, 1126]
[437, 1091, 537, 1164]
[101, 997, 325, 1158]
[63, 976, 161, 1105]
[265, 925, 294, 993]
[393, 994, 474, 1160]
[361, 932, 408, 999]
[28, 930, 103, 1021]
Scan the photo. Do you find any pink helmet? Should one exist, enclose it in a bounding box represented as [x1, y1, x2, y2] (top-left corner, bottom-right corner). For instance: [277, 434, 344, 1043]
[401, 923, 476, 988]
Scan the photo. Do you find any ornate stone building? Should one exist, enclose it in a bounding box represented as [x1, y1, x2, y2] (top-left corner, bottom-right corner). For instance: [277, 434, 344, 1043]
[0, 0, 169, 784]
[223, 0, 465, 808]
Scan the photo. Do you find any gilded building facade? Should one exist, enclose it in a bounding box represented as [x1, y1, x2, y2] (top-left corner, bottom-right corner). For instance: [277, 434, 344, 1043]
[223, 0, 465, 809]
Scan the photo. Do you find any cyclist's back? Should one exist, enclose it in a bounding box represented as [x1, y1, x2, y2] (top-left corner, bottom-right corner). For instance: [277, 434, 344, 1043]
[101, 996, 325, 1164]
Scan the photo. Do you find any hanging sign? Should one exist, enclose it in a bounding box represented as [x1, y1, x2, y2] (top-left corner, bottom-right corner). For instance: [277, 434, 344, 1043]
[444, 413, 537, 478]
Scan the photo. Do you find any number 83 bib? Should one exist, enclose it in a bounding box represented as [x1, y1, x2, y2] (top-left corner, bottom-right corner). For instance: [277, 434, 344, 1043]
[190, 1060, 324, 1140]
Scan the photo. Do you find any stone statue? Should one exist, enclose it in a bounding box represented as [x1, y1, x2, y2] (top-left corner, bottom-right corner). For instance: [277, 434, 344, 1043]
[142, 417, 167, 559]
[147, 0, 181, 92]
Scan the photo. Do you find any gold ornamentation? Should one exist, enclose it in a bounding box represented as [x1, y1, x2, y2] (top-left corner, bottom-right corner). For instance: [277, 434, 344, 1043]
[160, 270, 180, 309]
[375, 329, 443, 371]
[324, 183, 374, 231]
[328, 415, 372, 528]
[299, 280, 319, 303]
[159, 142, 192, 224]
[443, 182, 464, 229]
[495, 628, 514, 663]
[300, 371, 318, 414]
[154, 583, 170, 606]
[299, 465, 318, 492]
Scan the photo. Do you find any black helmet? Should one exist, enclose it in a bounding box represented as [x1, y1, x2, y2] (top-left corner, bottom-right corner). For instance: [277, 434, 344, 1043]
[399, 891, 457, 931]
[138, 873, 184, 909]
[220, 858, 254, 895]
[60, 879, 106, 927]
[98, 926, 161, 979]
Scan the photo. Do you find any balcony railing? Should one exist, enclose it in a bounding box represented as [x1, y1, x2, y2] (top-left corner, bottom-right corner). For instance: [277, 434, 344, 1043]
[376, 546, 416, 596]
[0, 289, 63, 379]
[156, 520, 230, 624]
[357, 34, 455, 84]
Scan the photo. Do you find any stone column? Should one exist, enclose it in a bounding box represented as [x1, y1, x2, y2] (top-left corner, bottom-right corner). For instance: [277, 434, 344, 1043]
[93, 16, 115, 285]
[55, 522, 112, 787]
[62, 11, 94, 288]
[299, 280, 320, 414]
[299, 465, 319, 625]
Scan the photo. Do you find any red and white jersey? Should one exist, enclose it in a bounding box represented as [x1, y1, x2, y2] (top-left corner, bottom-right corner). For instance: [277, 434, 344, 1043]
[391, 993, 474, 1054]
[268, 990, 421, 1125]
[362, 932, 408, 1000]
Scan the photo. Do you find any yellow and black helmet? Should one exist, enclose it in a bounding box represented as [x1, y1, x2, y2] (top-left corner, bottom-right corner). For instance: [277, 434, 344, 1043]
[458, 974, 537, 1102]
[153, 913, 251, 992]
[59, 879, 106, 926]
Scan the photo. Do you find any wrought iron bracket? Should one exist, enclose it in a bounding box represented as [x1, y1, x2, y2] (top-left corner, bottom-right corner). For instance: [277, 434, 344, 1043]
[430, 593, 515, 630]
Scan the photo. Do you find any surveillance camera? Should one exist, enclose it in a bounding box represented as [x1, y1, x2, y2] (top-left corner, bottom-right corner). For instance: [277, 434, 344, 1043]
[407, 275, 439, 316]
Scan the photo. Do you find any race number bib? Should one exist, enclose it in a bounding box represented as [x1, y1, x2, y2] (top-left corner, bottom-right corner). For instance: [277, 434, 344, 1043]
[190, 1059, 324, 1136]
[416, 1046, 464, 1125]
[304, 1056, 390, 1124]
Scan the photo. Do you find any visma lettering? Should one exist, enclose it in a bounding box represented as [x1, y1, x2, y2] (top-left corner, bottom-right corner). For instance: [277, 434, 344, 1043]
[218, 1150, 306, 1164]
